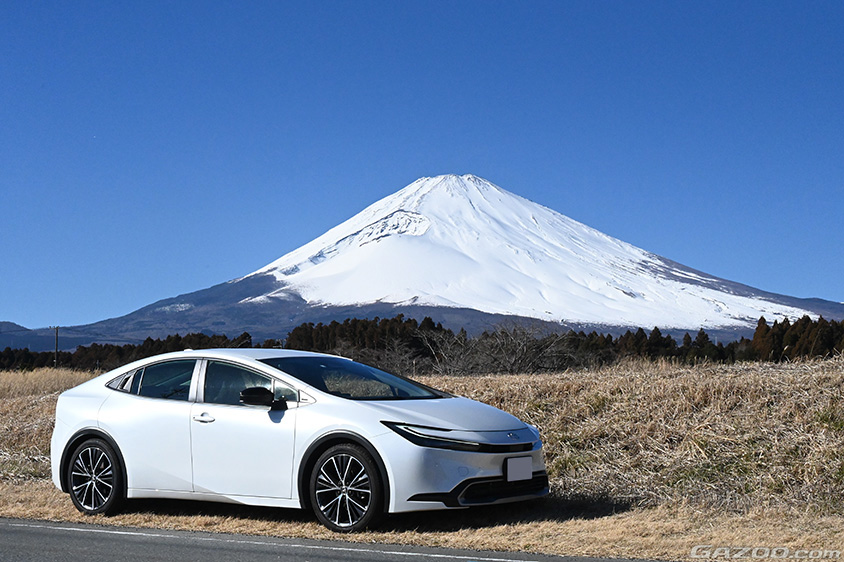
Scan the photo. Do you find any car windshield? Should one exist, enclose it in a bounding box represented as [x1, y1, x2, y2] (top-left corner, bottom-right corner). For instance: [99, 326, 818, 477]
[260, 356, 446, 400]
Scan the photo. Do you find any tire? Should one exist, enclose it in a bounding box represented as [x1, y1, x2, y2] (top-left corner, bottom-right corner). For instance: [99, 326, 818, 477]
[67, 438, 124, 515]
[309, 443, 383, 532]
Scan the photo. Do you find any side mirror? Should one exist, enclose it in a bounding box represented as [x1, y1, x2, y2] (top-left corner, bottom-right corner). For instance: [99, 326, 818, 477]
[240, 387, 287, 411]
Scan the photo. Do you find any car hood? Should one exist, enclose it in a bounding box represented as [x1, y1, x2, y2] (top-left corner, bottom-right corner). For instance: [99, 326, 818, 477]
[358, 396, 527, 432]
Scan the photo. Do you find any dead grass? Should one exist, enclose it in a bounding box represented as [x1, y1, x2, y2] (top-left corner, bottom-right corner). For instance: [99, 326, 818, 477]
[0, 368, 95, 399]
[2, 361, 843, 560]
[422, 358, 844, 514]
[1, 480, 841, 561]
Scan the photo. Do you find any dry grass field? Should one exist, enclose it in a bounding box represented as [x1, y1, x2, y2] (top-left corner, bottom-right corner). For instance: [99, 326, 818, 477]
[2, 360, 843, 560]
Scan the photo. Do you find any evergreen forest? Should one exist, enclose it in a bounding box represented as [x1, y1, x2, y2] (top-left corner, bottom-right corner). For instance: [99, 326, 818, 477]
[2, 314, 842, 375]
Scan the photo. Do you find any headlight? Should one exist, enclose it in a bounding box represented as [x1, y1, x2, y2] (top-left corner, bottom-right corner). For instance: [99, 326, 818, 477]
[381, 422, 484, 452]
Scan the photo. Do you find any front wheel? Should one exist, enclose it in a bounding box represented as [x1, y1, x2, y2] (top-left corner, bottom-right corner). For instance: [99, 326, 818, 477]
[67, 438, 124, 515]
[309, 444, 383, 532]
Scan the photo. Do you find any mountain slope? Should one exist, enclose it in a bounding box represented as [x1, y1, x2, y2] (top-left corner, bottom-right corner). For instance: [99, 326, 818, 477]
[239, 174, 818, 330]
[11, 174, 844, 351]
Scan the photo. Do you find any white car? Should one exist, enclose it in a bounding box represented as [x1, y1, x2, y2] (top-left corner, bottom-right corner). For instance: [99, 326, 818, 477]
[51, 348, 547, 531]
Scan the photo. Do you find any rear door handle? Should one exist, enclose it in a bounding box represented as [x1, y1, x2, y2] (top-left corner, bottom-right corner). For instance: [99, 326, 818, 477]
[192, 413, 215, 423]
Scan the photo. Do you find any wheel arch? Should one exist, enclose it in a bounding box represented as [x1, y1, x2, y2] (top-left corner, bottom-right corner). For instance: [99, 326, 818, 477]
[297, 431, 390, 513]
[59, 429, 128, 495]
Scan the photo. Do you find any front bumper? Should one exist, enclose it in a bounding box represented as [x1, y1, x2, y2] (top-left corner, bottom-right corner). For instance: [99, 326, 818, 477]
[374, 430, 547, 513]
[408, 470, 549, 507]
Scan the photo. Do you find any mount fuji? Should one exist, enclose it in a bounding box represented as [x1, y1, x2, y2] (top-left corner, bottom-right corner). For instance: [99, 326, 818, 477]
[10, 174, 844, 350]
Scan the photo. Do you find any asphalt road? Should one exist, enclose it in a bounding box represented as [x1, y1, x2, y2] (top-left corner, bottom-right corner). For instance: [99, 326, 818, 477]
[0, 518, 648, 562]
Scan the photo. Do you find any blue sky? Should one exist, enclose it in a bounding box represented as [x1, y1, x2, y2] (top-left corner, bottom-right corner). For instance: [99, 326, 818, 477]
[2, 1, 842, 329]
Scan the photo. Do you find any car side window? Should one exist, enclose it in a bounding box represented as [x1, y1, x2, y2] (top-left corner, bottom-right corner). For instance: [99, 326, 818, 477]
[274, 384, 298, 403]
[204, 361, 270, 406]
[204, 361, 297, 406]
[136, 360, 196, 401]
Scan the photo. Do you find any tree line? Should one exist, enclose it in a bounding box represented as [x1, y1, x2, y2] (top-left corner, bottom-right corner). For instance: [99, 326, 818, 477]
[1, 314, 842, 374]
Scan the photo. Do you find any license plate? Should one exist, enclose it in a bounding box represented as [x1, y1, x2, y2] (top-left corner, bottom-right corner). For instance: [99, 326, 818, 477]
[505, 456, 532, 482]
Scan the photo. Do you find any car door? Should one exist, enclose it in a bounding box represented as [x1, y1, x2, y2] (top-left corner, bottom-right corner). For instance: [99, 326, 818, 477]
[97, 359, 198, 492]
[190, 360, 297, 499]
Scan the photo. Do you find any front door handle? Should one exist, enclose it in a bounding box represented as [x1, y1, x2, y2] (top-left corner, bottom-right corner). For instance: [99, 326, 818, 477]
[192, 413, 215, 423]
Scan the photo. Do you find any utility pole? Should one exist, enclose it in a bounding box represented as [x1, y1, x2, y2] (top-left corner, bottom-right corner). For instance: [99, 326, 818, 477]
[52, 326, 59, 367]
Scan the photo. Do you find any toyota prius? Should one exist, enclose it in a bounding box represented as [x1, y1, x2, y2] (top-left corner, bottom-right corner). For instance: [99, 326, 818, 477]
[51, 348, 548, 531]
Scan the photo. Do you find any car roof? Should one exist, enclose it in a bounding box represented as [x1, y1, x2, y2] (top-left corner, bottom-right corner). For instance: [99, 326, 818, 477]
[176, 347, 325, 361]
[162, 348, 332, 361]
[106, 348, 339, 375]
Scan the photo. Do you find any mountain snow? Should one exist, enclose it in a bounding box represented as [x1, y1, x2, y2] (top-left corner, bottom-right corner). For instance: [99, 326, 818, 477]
[243, 174, 814, 330]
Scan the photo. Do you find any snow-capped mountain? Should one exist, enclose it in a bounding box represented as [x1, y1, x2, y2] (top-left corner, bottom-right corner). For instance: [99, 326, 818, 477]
[240, 174, 817, 330]
[13, 174, 844, 350]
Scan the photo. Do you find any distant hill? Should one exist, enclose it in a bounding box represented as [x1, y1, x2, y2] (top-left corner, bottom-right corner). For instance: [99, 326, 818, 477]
[0, 322, 42, 350]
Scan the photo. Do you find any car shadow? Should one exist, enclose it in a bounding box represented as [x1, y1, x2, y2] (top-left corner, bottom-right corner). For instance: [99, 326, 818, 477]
[383, 495, 633, 532]
[122, 493, 632, 532]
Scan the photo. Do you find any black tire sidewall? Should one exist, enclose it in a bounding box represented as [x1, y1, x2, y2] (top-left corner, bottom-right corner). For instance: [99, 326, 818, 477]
[309, 443, 383, 532]
[67, 438, 124, 515]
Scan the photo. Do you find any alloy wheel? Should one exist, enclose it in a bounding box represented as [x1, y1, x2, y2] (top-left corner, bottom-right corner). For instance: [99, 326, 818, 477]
[310, 444, 382, 532]
[67, 439, 122, 515]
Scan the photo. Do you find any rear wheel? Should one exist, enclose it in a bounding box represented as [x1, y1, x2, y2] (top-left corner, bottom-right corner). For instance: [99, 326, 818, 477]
[309, 443, 382, 532]
[67, 438, 124, 515]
